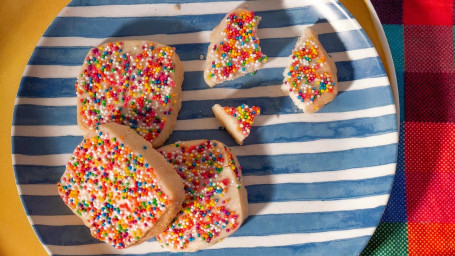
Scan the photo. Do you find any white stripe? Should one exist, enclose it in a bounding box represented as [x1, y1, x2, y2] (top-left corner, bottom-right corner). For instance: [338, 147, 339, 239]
[59, 0, 334, 18]
[28, 215, 84, 226]
[11, 104, 396, 137]
[18, 163, 395, 196]
[37, 19, 362, 47]
[19, 184, 59, 196]
[23, 48, 378, 78]
[28, 194, 389, 226]
[209, 227, 376, 249]
[251, 104, 396, 127]
[13, 125, 84, 137]
[231, 132, 397, 156]
[17, 97, 77, 106]
[184, 48, 377, 72]
[44, 227, 375, 254]
[330, 48, 378, 62]
[250, 194, 389, 215]
[23, 65, 78, 79]
[183, 76, 388, 101]
[243, 163, 396, 186]
[12, 132, 398, 166]
[15, 76, 390, 106]
[13, 154, 72, 166]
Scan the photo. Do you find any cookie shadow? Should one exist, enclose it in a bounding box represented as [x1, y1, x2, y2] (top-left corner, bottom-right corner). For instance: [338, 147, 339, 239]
[308, 17, 354, 94]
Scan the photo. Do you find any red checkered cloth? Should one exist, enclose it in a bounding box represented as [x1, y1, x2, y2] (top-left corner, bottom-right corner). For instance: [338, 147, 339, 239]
[361, 0, 455, 255]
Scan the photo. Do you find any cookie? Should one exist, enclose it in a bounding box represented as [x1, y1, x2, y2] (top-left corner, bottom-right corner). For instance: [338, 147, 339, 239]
[282, 28, 338, 113]
[57, 123, 185, 249]
[212, 104, 261, 145]
[156, 140, 248, 252]
[204, 8, 268, 87]
[76, 41, 183, 147]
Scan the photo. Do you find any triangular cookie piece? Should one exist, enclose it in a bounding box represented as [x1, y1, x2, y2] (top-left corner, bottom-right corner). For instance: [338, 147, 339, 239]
[282, 28, 338, 113]
[212, 104, 260, 145]
[204, 8, 268, 87]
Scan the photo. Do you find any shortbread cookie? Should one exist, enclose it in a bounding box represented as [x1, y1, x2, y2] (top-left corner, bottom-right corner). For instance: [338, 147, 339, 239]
[212, 104, 261, 145]
[204, 8, 268, 87]
[76, 41, 183, 147]
[57, 123, 185, 249]
[156, 140, 248, 252]
[282, 28, 338, 113]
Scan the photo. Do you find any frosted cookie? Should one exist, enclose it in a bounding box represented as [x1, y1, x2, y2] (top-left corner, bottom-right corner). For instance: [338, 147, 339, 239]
[57, 123, 185, 249]
[204, 8, 268, 87]
[76, 41, 183, 147]
[156, 140, 248, 252]
[212, 104, 261, 145]
[282, 28, 338, 113]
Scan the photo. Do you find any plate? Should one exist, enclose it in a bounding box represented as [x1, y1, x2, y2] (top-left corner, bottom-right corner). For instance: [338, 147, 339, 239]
[12, 0, 398, 255]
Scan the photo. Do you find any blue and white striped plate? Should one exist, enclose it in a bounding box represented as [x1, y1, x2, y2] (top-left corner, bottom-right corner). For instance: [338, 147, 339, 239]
[12, 0, 398, 255]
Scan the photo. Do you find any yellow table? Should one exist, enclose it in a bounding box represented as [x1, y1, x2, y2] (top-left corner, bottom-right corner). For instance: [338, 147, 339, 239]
[0, 1, 390, 255]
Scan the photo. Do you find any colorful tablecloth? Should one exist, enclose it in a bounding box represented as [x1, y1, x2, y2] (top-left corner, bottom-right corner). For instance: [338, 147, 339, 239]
[2, 0, 454, 255]
[361, 0, 455, 255]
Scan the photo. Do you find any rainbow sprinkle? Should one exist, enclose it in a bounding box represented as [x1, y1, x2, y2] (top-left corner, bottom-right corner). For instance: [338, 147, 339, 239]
[206, 10, 267, 83]
[284, 37, 336, 105]
[157, 140, 243, 250]
[57, 131, 170, 249]
[76, 42, 178, 143]
[223, 104, 260, 136]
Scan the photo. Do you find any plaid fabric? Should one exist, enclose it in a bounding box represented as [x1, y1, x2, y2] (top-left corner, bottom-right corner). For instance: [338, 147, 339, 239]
[361, 0, 455, 255]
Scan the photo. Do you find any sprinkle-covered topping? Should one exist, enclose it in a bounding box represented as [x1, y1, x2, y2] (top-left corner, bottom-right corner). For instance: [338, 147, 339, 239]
[223, 104, 260, 136]
[157, 140, 242, 250]
[207, 10, 267, 82]
[57, 131, 170, 249]
[284, 37, 336, 105]
[76, 42, 178, 143]
[225, 146, 241, 181]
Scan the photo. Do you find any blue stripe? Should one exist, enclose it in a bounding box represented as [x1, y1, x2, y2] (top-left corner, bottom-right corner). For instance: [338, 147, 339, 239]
[29, 30, 371, 65]
[237, 208, 383, 236]
[246, 176, 394, 203]
[12, 115, 396, 155]
[21, 195, 74, 215]
[170, 85, 394, 116]
[238, 144, 398, 175]
[167, 115, 397, 146]
[14, 144, 398, 185]
[44, 5, 349, 37]
[19, 57, 386, 98]
[12, 136, 82, 155]
[33, 207, 382, 246]
[14, 165, 65, 185]
[51, 235, 371, 256]
[21, 175, 393, 215]
[13, 105, 77, 126]
[35, 225, 100, 245]
[17, 77, 75, 98]
[67, 0, 255, 6]
[13, 85, 394, 125]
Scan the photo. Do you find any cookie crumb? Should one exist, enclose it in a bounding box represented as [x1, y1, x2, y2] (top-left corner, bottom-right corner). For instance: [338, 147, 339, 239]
[173, 4, 181, 11]
[199, 54, 205, 60]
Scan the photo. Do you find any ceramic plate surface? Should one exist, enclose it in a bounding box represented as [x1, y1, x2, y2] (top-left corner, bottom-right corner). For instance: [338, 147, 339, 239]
[12, 0, 398, 255]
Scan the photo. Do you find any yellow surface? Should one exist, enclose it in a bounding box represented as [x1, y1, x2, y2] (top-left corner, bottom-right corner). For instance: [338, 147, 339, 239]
[0, 1, 388, 255]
